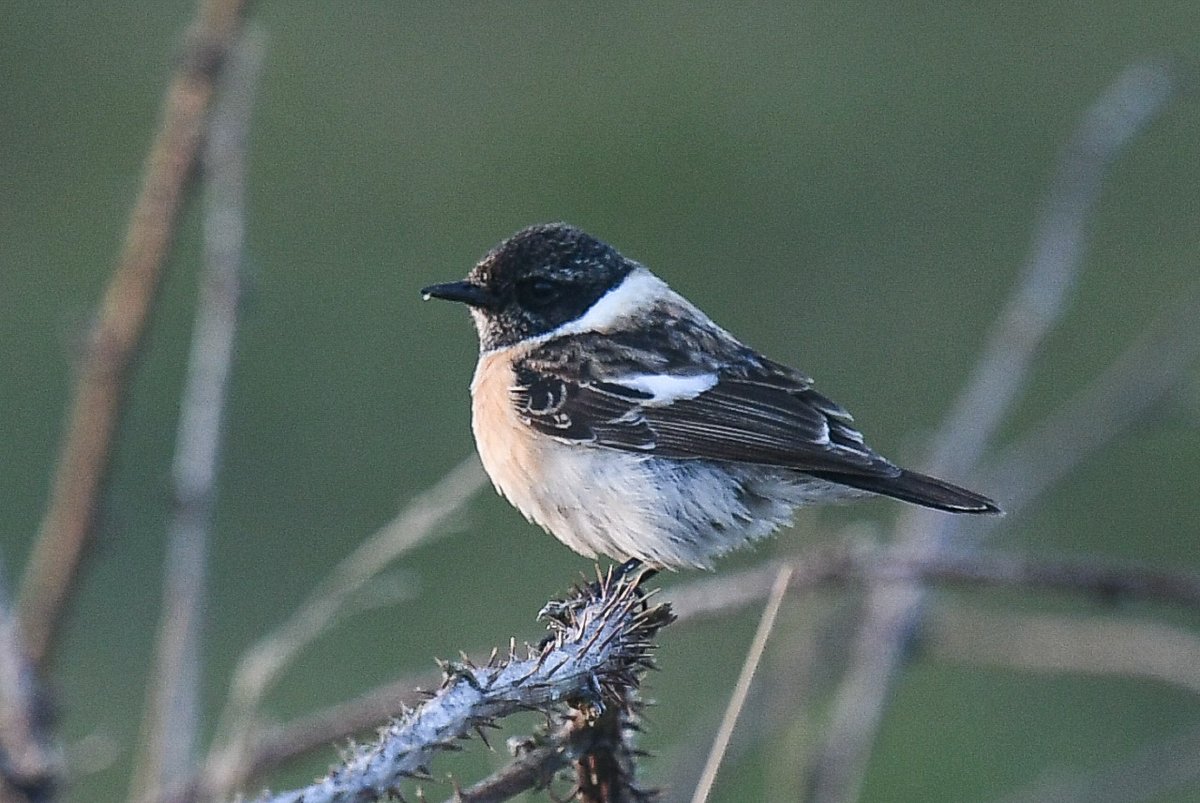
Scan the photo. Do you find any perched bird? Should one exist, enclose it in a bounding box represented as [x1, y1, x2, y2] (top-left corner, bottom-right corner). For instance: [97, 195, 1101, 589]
[422, 223, 1000, 570]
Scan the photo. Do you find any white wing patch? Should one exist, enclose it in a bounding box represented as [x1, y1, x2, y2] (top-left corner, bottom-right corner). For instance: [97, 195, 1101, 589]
[813, 417, 831, 446]
[616, 372, 719, 406]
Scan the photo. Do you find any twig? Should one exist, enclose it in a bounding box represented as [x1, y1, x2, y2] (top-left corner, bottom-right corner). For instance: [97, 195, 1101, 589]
[447, 690, 652, 803]
[129, 28, 264, 803]
[0, 556, 60, 802]
[927, 605, 1200, 695]
[691, 566, 793, 803]
[252, 574, 674, 803]
[805, 60, 1178, 803]
[201, 456, 487, 798]
[17, 0, 252, 673]
[448, 688, 652, 803]
[447, 742, 566, 803]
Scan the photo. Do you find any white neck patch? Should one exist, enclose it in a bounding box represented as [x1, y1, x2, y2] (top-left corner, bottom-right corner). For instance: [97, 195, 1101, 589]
[552, 267, 670, 337]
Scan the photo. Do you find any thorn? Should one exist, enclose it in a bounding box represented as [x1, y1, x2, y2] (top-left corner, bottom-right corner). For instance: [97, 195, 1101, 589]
[442, 662, 483, 691]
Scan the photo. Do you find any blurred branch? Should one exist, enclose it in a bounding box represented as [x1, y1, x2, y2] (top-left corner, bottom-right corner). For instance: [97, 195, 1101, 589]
[0, 557, 60, 802]
[805, 59, 1179, 803]
[199, 455, 486, 798]
[252, 573, 673, 803]
[664, 545, 1200, 625]
[928, 605, 1200, 695]
[993, 723, 1200, 803]
[17, 0, 252, 673]
[927, 58, 1178, 483]
[977, 278, 1200, 528]
[130, 28, 264, 803]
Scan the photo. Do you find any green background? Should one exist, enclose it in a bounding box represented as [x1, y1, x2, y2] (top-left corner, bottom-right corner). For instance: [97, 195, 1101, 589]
[3, 3, 1199, 801]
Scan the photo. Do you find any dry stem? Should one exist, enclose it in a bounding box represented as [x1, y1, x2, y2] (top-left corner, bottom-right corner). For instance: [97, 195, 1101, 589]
[18, 0, 252, 673]
[130, 28, 264, 803]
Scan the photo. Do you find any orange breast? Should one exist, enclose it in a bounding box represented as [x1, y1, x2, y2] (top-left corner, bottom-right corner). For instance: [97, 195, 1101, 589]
[470, 349, 546, 511]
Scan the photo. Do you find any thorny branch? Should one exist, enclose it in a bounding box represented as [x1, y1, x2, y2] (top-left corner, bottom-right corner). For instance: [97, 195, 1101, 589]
[570, 688, 654, 803]
[162, 543, 1200, 802]
[252, 571, 672, 803]
[6, 24, 1186, 802]
[445, 687, 650, 803]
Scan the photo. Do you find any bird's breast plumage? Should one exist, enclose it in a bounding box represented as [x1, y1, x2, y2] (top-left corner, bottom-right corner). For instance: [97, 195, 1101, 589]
[470, 348, 544, 510]
[471, 347, 654, 561]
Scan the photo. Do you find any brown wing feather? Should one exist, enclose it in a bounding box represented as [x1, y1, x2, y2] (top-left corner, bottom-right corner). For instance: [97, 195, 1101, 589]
[511, 363, 901, 477]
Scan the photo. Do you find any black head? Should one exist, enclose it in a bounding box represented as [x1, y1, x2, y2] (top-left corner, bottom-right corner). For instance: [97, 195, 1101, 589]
[422, 223, 636, 350]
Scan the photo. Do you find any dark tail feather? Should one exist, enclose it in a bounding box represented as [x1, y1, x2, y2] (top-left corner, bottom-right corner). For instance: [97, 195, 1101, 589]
[810, 468, 1002, 514]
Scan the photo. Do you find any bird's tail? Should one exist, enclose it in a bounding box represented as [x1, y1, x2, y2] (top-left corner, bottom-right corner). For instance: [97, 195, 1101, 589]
[811, 468, 1002, 514]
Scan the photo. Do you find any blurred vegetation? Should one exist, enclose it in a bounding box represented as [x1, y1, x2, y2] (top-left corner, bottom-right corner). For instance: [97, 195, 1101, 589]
[2, 3, 1199, 801]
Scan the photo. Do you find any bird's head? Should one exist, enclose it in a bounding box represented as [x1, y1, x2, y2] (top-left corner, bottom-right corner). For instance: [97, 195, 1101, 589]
[422, 223, 639, 351]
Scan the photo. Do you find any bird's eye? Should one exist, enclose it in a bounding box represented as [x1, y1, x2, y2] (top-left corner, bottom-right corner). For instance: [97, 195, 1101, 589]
[516, 277, 562, 309]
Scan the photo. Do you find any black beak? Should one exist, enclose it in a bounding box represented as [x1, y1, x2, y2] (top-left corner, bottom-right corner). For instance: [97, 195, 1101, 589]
[420, 280, 496, 309]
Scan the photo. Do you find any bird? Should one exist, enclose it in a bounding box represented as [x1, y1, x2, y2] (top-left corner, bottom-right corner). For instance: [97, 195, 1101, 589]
[422, 223, 1000, 570]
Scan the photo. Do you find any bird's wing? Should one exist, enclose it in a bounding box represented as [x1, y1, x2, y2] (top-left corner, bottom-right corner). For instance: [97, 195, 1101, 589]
[510, 353, 900, 478]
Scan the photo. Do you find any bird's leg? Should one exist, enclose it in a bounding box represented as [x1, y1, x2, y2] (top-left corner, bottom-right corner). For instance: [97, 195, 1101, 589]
[607, 558, 659, 610]
[613, 557, 656, 584]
